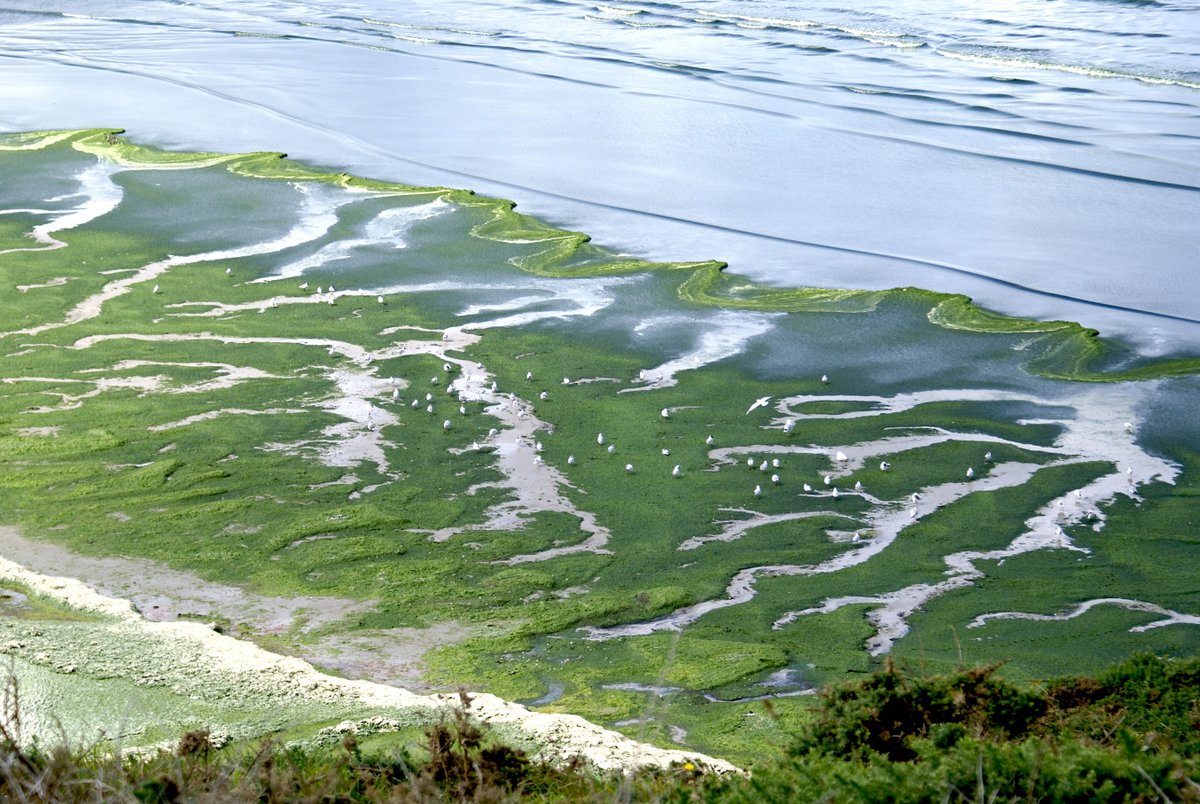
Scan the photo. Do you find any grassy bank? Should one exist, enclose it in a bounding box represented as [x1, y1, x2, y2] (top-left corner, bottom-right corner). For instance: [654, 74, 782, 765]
[2, 654, 1196, 801]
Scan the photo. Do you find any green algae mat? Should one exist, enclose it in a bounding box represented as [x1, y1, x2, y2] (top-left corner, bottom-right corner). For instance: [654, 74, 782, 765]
[0, 129, 1197, 762]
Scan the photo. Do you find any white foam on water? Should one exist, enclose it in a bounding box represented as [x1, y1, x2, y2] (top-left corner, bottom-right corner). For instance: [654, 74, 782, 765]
[0, 161, 123, 256]
[251, 194, 449, 283]
[630, 310, 780, 391]
[697, 10, 817, 31]
[458, 293, 556, 316]
[457, 278, 626, 332]
[4, 182, 353, 338]
[936, 49, 1200, 90]
[595, 5, 642, 17]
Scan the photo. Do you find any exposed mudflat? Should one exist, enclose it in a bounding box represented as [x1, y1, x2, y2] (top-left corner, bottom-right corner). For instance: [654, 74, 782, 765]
[0, 535, 738, 773]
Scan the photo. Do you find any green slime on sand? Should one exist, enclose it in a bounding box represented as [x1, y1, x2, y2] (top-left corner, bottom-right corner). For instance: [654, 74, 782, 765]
[0, 129, 1197, 763]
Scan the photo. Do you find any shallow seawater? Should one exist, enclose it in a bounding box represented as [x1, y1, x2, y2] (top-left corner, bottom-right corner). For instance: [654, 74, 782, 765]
[0, 0, 1198, 349]
[0, 132, 1196, 760]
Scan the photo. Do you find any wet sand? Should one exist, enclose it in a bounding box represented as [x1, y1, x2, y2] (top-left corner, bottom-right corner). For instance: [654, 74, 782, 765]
[0, 528, 737, 772]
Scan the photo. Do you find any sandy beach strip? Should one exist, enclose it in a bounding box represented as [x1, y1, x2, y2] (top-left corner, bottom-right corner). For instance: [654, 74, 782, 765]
[0, 525, 737, 773]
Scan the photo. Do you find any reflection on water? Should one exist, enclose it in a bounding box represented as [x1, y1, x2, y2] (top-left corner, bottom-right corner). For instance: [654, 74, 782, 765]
[1, 0, 1198, 349]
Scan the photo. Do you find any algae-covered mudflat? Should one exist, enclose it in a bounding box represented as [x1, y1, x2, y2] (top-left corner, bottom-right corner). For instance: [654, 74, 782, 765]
[0, 129, 1197, 763]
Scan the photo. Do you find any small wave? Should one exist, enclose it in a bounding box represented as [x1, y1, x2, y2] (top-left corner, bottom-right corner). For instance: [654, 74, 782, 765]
[60, 11, 113, 21]
[361, 17, 497, 38]
[585, 14, 668, 28]
[831, 25, 925, 49]
[696, 9, 924, 49]
[937, 49, 1200, 91]
[696, 10, 817, 31]
[594, 5, 642, 15]
[231, 31, 293, 40]
[383, 32, 440, 46]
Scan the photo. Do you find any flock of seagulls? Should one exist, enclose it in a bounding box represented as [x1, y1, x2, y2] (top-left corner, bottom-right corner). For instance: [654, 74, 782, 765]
[301, 326, 1092, 553]
[518, 386, 1010, 516]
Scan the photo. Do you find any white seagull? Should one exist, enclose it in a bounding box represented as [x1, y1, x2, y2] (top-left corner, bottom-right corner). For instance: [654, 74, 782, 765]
[746, 396, 772, 415]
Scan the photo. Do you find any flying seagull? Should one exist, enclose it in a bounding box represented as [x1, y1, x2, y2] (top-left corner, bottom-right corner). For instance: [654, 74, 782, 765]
[746, 396, 772, 415]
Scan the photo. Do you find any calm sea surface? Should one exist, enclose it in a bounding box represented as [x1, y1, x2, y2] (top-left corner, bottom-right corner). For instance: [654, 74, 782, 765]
[2, 0, 1198, 350]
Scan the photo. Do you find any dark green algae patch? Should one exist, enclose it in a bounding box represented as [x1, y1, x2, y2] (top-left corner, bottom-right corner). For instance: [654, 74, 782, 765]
[0, 128, 1198, 763]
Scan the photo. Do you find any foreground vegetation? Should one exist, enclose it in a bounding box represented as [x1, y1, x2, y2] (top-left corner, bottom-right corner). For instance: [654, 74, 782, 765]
[1, 654, 1196, 802]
